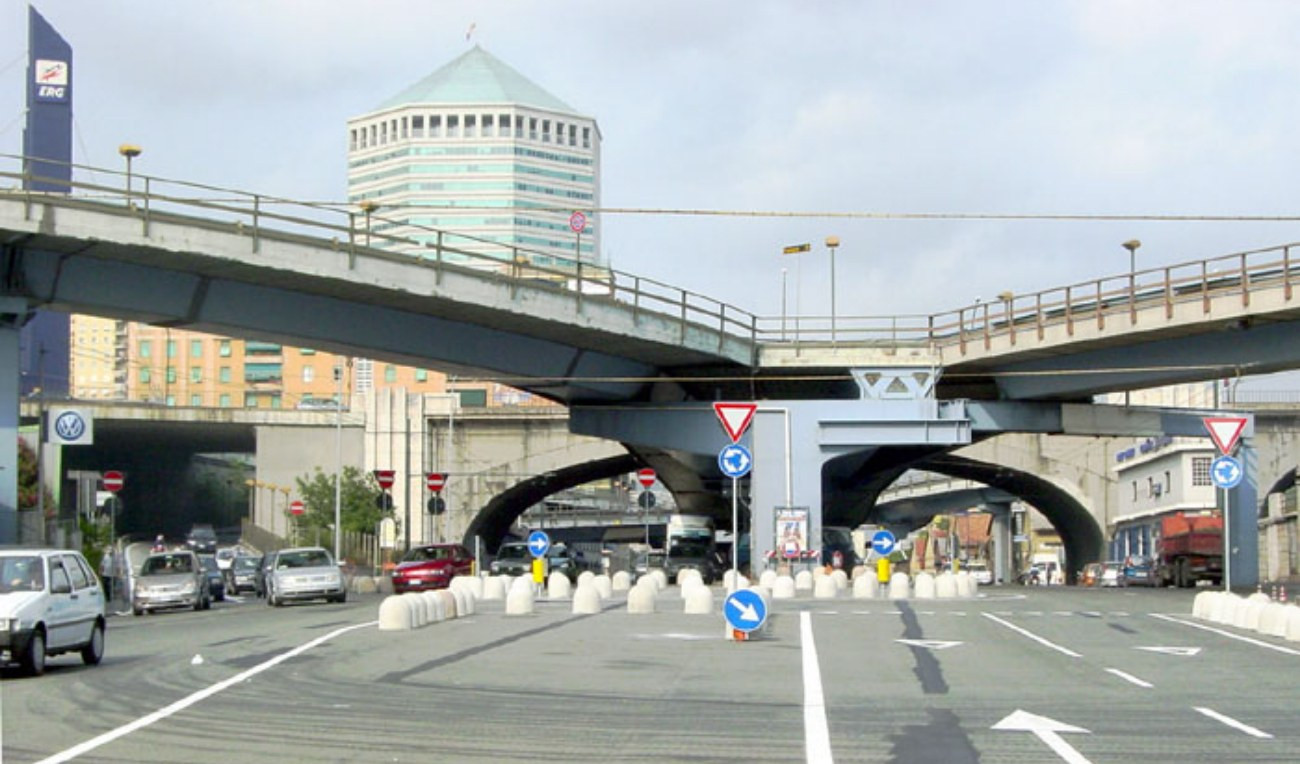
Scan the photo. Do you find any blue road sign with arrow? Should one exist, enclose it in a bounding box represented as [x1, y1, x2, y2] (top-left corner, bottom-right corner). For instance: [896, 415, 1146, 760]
[871, 530, 897, 556]
[1210, 455, 1243, 489]
[527, 530, 551, 558]
[724, 589, 767, 633]
[718, 443, 753, 479]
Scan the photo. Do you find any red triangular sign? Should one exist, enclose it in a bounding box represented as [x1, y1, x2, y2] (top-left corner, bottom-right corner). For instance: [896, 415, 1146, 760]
[713, 402, 757, 442]
[1203, 417, 1247, 454]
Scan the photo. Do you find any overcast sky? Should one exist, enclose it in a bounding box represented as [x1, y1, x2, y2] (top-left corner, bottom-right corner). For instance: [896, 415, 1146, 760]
[4, 1, 1300, 387]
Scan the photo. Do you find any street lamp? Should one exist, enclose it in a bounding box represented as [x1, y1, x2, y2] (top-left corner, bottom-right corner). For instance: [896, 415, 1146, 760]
[825, 235, 841, 344]
[333, 358, 348, 563]
[780, 268, 789, 340]
[1122, 240, 1141, 405]
[359, 200, 379, 247]
[118, 143, 142, 203]
[781, 243, 811, 342]
[1123, 239, 1141, 275]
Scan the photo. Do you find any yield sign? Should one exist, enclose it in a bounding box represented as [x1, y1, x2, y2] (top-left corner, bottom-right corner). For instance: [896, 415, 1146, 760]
[713, 402, 756, 442]
[1203, 416, 1248, 454]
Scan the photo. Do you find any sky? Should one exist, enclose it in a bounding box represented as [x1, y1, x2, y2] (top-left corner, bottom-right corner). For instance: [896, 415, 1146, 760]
[4, 1, 1300, 389]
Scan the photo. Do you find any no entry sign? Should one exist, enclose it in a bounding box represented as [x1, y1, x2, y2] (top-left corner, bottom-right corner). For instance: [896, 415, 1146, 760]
[637, 468, 656, 488]
[374, 470, 395, 490]
[102, 470, 124, 493]
[426, 472, 447, 493]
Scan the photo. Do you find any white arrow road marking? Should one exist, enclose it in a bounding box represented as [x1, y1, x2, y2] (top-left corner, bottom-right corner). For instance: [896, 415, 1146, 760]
[729, 599, 760, 622]
[1104, 668, 1153, 688]
[1135, 646, 1202, 656]
[895, 639, 963, 650]
[1193, 707, 1273, 738]
[993, 710, 1092, 764]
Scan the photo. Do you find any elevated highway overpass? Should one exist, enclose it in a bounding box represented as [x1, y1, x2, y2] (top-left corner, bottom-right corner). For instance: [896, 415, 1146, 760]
[5, 157, 1299, 585]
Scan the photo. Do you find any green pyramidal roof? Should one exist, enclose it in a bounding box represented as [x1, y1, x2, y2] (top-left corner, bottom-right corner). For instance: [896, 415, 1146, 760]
[375, 46, 576, 113]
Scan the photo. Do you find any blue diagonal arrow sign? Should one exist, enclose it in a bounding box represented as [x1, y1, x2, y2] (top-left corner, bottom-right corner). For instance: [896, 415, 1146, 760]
[724, 589, 767, 633]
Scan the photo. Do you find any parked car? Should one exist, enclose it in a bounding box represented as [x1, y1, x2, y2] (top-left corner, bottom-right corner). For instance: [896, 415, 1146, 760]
[963, 560, 993, 585]
[489, 542, 533, 577]
[265, 547, 346, 606]
[132, 550, 210, 615]
[1099, 561, 1124, 588]
[185, 524, 218, 555]
[1080, 562, 1104, 587]
[199, 555, 226, 602]
[1122, 556, 1158, 587]
[391, 544, 475, 593]
[229, 555, 264, 596]
[0, 549, 106, 675]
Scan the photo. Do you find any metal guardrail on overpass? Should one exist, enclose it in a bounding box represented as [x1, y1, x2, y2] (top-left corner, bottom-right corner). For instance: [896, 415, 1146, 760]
[8, 153, 1300, 366]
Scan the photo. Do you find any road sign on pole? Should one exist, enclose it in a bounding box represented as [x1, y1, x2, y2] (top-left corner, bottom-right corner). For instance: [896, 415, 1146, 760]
[102, 470, 124, 494]
[569, 211, 587, 233]
[871, 530, 897, 557]
[713, 402, 757, 443]
[426, 472, 447, 493]
[1203, 416, 1248, 454]
[374, 470, 395, 490]
[718, 444, 753, 479]
[289, 500, 305, 516]
[724, 589, 768, 633]
[1210, 455, 1244, 489]
[528, 530, 551, 558]
[637, 468, 656, 488]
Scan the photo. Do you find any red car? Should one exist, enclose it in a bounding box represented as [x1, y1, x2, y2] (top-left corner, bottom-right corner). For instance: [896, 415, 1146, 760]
[391, 544, 475, 593]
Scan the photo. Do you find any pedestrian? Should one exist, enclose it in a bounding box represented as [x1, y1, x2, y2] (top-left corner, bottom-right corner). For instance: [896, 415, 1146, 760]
[99, 549, 116, 602]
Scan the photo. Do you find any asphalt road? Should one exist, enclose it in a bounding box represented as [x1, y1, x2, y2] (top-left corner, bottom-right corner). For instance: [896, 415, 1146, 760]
[2, 585, 1296, 763]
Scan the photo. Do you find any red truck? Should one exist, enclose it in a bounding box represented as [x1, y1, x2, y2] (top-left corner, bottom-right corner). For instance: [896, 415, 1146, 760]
[1155, 512, 1223, 588]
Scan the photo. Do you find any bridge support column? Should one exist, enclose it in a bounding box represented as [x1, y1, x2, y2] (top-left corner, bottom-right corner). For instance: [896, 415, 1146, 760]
[1227, 440, 1259, 590]
[989, 502, 1013, 584]
[0, 298, 30, 544]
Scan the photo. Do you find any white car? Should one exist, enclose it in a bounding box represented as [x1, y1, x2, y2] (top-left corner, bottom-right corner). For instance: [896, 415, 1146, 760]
[0, 549, 106, 675]
[964, 561, 993, 586]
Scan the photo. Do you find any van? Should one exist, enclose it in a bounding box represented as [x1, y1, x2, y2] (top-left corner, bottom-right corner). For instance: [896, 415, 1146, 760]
[0, 549, 106, 675]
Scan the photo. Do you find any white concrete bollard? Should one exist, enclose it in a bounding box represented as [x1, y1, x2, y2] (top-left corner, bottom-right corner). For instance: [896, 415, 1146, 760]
[1236, 600, 1264, 631]
[684, 585, 713, 614]
[913, 572, 936, 599]
[627, 582, 657, 614]
[935, 571, 957, 599]
[759, 569, 779, 589]
[1193, 591, 1217, 619]
[436, 590, 458, 619]
[1284, 604, 1300, 642]
[956, 572, 976, 599]
[678, 569, 704, 590]
[377, 595, 415, 631]
[572, 582, 602, 614]
[510, 575, 536, 595]
[831, 569, 849, 591]
[577, 570, 596, 588]
[850, 565, 868, 582]
[611, 571, 631, 591]
[594, 574, 614, 600]
[852, 575, 879, 599]
[353, 577, 379, 594]
[773, 575, 797, 599]
[418, 591, 439, 623]
[1213, 593, 1243, 625]
[1259, 602, 1289, 638]
[505, 585, 535, 615]
[889, 572, 911, 600]
[548, 572, 573, 599]
[794, 570, 814, 592]
[402, 593, 427, 627]
[680, 577, 705, 600]
[481, 576, 506, 601]
[813, 574, 839, 599]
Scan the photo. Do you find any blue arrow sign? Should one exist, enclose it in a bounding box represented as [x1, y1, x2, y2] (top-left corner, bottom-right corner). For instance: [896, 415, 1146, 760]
[871, 530, 897, 556]
[527, 530, 551, 558]
[724, 589, 767, 633]
[1210, 455, 1243, 489]
[718, 443, 753, 479]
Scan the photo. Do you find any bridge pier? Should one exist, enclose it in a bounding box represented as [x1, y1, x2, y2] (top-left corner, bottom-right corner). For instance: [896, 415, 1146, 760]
[0, 298, 29, 544]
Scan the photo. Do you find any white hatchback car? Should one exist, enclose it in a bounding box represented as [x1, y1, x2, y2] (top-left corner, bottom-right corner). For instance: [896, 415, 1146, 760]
[0, 549, 106, 675]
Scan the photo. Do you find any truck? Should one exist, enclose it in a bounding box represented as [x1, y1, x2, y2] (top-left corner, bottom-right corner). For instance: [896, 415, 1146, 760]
[664, 515, 723, 584]
[1154, 511, 1223, 588]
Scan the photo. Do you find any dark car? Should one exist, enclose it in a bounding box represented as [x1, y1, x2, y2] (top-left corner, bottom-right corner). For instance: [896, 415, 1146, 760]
[199, 555, 226, 602]
[391, 544, 475, 593]
[1122, 556, 1158, 587]
[229, 555, 264, 596]
[489, 542, 533, 577]
[544, 543, 580, 582]
[186, 524, 218, 555]
[664, 537, 723, 584]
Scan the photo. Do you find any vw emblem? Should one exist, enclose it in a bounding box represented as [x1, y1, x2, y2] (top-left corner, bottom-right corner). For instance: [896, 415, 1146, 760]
[54, 410, 86, 441]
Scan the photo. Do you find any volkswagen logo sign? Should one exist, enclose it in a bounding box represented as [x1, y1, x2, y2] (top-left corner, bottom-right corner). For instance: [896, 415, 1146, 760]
[50, 409, 92, 444]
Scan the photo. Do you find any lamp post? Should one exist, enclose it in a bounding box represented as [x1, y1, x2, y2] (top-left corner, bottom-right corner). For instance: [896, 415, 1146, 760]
[118, 144, 141, 202]
[1122, 239, 1141, 405]
[781, 243, 811, 342]
[825, 236, 841, 344]
[333, 358, 348, 563]
[780, 268, 789, 340]
[359, 200, 379, 247]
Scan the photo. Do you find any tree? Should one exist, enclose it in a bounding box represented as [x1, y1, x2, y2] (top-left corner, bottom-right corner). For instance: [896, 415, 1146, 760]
[17, 438, 54, 517]
[294, 465, 395, 536]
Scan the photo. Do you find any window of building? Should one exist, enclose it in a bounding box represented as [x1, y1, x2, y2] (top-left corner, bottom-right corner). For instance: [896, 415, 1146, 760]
[219, 366, 231, 383]
[190, 340, 202, 358]
[465, 115, 476, 138]
[219, 340, 231, 357]
[447, 115, 459, 138]
[303, 366, 315, 383]
[380, 121, 387, 144]
[529, 118, 538, 141]
[385, 365, 398, 383]
[514, 115, 524, 138]
[190, 394, 201, 406]
[369, 124, 376, 147]
[166, 339, 177, 358]
[569, 124, 577, 147]
[430, 115, 441, 138]
[166, 367, 177, 384]
[270, 395, 282, 409]
[1192, 456, 1212, 486]
[582, 126, 591, 149]
[245, 363, 282, 383]
[190, 366, 201, 383]
[140, 340, 151, 358]
[1147, 476, 1155, 498]
[139, 368, 151, 383]
[457, 388, 488, 407]
[482, 114, 493, 137]
[1130, 481, 1137, 502]
[412, 115, 424, 138]
[349, 129, 358, 151]
[219, 394, 231, 408]
[400, 117, 408, 140]
[166, 394, 175, 406]
[415, 369, 428, 382]
[245, 393, 258, 408]
[1164, 470, 1171, 494]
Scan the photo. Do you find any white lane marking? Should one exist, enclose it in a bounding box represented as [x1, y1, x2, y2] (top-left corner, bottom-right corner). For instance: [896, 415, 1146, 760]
[982, 613, 1083, 658]
[992, 710, 1092, 764]
[1135, 646, 1201, 657]
[37, 620, 376, 764]
[800, 611, 834, 764]
[1104, 668, 1153, 688]
[1150, 614, 1300, 656]
[1193, 707, 1274, 739]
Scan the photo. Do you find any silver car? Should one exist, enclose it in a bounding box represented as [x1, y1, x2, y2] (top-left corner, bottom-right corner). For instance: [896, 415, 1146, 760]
[265, 547, 346, 606]
[133, 550, 210, 615]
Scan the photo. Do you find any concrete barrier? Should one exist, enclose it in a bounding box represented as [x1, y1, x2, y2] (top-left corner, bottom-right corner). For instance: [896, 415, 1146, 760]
[451, 575, 484, 599]
[913, 572, 936, 599]
[572, 582, 602, 614]
[594, 574, 614, 600]
[481, 576, 506, 601]
[956, 572, 976, 599]
[627, 582, 657, 614]
[437, 590, 458, 618]
[935, 571, 957, 599]
[773, 575, 797, 599]
[1235, 599, 1264, 631]
[831, 570, 849, 591]
[852, 575, 879, 599]
[1285, 605, 1300, 642]
[505, 585, 535, 615]
[353, 577, 379, 595]
[611, 571, 631, 591]
[418, 591, 440, 623]
[509, 575, 536, 595]
[1211, 593, 1243, 625]
[758, 570, 779, 589]
[813, 574, 839, 599]
[794, 570, 814, 592]
[577, 571, 596, 588]
[1193, 590, 1217, 619]
[378, 595, 416, 631]
[684, 585, 713, 614]
[548, 572, 573, 599]
[1259, 602, 1289, 638]
[889, 572, 911, 600]
[850, 565, 868, 582]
